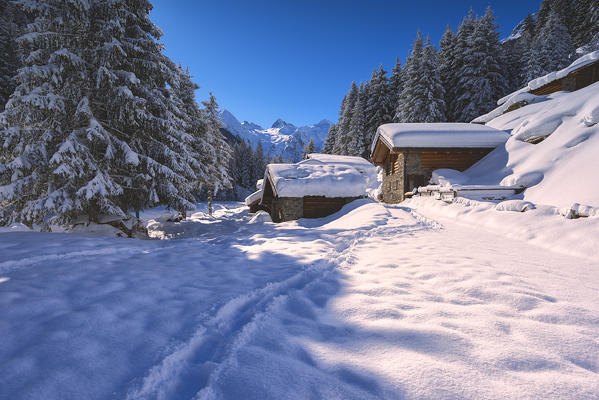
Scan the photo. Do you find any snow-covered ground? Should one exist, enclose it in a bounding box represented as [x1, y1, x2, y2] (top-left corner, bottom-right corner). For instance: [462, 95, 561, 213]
[1, 201, 598, 399]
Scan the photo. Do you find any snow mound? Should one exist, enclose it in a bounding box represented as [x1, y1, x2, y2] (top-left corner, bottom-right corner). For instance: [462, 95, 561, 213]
[495, 200, 535, 212]
[499, 171, 544, 188]
[430, 169, 469, 186]
[248, 210, 272, 224]
[467, 82, 599, 208]
[473, 92, 544, 124]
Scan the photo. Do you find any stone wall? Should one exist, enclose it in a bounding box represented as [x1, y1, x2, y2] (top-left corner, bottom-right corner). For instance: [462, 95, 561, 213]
[270, 197, 303, 222]
[382, 152, 428, 204]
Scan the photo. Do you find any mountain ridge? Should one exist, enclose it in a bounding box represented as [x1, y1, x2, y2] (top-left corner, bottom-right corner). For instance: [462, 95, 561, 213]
[219, 109, 332, 162]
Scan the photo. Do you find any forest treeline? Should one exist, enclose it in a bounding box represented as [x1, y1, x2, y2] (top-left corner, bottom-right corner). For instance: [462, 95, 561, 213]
[324, 0, 599, 159]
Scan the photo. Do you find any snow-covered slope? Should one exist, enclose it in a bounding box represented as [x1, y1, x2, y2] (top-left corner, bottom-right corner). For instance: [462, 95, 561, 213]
[465, 82, 599, 209]
[219, 110, 332, 162]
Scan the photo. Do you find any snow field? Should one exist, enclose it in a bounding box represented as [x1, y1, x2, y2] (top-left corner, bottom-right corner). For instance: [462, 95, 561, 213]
[1, 201, 598, 399]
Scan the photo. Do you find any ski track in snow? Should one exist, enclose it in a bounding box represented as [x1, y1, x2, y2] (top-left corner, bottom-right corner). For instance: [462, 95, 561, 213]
[1, 201, 598, 399]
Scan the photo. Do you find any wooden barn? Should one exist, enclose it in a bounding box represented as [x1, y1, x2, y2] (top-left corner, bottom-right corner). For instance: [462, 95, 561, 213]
[370, 123, 510, 203]
[247, 154, 377, 222]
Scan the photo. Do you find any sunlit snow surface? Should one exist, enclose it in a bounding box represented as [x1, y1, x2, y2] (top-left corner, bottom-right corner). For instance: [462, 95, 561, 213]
[1, 201, 598, 399]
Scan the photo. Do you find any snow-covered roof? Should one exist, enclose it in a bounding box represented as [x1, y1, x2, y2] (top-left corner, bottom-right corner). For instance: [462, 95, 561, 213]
[497, 50, 599, 106]
[265, 159, 370, 198]
[373, 123, 510, 151]
[306, 153, 374, 173]
[245, 190, 262, 206]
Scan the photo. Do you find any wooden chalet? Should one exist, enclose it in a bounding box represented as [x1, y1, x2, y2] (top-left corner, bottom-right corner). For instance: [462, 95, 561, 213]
[371, 123, 510, 203]
[248, 154, 376, 222]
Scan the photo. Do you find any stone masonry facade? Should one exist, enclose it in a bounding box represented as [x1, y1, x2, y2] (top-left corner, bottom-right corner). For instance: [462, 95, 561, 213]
[382, 152, 429, 204]
[270, 197, 303, 222]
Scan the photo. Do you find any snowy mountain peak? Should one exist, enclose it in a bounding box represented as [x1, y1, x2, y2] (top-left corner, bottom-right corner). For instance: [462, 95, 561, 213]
[271, 118, 293, 129]
[219, 109, 332, 162]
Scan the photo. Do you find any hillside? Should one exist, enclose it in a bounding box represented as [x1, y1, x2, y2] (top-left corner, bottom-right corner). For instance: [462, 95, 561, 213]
[464, 85, 599, 209]
[220, 110, 332, 162]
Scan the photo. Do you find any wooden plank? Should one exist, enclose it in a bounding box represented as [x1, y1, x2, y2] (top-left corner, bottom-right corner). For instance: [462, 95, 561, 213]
[302, 196, 356, 219]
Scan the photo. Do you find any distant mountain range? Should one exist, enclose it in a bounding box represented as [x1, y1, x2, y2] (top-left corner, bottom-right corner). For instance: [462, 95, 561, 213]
[219, 109, 332, 162]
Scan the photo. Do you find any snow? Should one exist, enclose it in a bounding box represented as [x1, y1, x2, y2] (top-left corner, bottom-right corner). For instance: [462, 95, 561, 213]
[244, 189, 262, 206]
[472, 92, 544, 124]
[373, 123, 510, 150]
[497, 50, 599, 107]
[306, 153, 375, 172]
[468, 82, 599, 209]
[266, 160, 370, 198]
[1, 201, 598, 399]
[495, 199, 536, 212]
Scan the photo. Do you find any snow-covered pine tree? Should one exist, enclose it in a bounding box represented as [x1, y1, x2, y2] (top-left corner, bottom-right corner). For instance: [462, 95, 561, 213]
[89, 0, 201, 216]
[0, 0, 211, 228]
[448, 10, 476, 122]
[251, 141, 265, 183]
[526, 10, 575, 81]
[0, 0, 113, 227]
[334, 81, 358, 155]
[456, 7, 507, 122]
[504, 13, 536, 90]
[322, 123, 337, 154]
[438, 25, 457, 121]
[389, 57, 403, 118]
[419, 37, 446, 122]
[396, 32, 445, 123]
[364, 66, 393, 152]
[347, 94, 367, 157]
[169, 66, 211, 203]
[573, 0, 599, 50]
[396, 31, 425, 122]
[302, 139, 315, 160]
[201, 92, 233, 193]
[0, 0, 21, 112]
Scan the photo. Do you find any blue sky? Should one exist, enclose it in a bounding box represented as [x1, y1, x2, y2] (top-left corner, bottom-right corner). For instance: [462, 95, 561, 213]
[150, 1, 540, 128]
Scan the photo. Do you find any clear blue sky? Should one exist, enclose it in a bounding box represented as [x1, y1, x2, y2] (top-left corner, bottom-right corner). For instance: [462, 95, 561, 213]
[150, 1, 540, 128]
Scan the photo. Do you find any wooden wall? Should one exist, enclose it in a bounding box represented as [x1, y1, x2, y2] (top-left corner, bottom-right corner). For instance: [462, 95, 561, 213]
[419, 149, 493, 171]
[302, 196, 359, 219]
[530, 61, 599, 96]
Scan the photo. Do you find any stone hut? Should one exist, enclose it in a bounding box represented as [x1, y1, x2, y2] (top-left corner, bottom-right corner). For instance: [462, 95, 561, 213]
[248, 154, 376, 222]
[370, 123, 509, 203]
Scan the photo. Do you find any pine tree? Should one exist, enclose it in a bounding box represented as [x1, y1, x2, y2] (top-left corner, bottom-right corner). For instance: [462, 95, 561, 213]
[526, 10, 575, 81]
[334, 81, 358, 154]
[389, 57, 403, 115]
[456, 7, 507, 122]
[347, 95, 366, 157]
[438, 25, 457, 120]
[201, 92, 233, 194]
[573, 0, 599, 50]
[252, 141, 265, 183]
[322, 123, 337, 154]
[449, 10, 476, 121]
[364, 66, 393, 150]
[0, 0, 21, 112]
[396, 32, 445, 123]
[0, 0, 211, 227]
[302, 139, 315, 159]
[0, 0, 106, 227]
